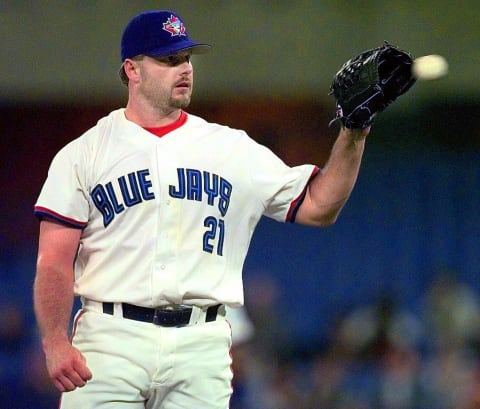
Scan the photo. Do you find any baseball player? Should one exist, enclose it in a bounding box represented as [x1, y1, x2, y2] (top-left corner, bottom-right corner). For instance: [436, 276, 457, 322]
[33, 10, 370, 409]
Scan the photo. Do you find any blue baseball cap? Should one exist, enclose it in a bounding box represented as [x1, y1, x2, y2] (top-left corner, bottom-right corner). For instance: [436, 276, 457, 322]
[121, 10, 211, 61]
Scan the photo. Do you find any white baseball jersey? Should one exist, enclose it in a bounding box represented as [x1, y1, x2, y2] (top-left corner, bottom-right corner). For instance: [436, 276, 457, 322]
[34, 109, 318, 308]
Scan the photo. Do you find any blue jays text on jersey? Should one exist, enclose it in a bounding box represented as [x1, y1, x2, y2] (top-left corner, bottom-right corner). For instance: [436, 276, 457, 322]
[91, 167, 233, 228]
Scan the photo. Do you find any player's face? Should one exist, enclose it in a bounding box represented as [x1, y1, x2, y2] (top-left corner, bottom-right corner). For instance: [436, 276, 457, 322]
[135, 52, 194, 111]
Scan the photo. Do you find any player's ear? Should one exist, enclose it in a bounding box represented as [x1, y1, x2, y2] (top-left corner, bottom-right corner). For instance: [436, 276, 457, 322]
[119, 63, 129, 86]
[123, 57, 142, 83]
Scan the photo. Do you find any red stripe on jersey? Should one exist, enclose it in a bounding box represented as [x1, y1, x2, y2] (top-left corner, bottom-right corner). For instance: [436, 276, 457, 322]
[34, 206, 87, 229]
[286, 166, 320, 223]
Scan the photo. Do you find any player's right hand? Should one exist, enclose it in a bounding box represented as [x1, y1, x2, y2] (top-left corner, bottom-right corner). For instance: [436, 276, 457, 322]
[43, 339, 93, 392]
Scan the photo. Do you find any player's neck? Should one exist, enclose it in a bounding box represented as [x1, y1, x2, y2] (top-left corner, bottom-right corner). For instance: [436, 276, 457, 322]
[124, 102, 183, 128]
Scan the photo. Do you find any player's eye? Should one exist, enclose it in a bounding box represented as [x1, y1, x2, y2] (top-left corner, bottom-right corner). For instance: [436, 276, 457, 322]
[154, 54, 191, 66]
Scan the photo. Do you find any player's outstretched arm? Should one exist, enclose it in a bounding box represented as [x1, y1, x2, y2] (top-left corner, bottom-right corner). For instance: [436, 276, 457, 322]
[34, 220, 92, 392]
[294, 126, 370, 226]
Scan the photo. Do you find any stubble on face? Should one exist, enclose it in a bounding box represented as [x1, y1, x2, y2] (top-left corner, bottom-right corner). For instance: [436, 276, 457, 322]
[142, 74, 193, 112]
[167, 87, 192, 109]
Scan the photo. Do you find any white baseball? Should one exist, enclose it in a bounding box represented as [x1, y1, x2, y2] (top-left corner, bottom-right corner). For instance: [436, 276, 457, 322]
[412, 54, 448, 80]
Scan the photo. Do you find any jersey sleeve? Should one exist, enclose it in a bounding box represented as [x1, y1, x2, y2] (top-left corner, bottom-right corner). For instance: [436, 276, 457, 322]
[246, 138, 319, 223]
[34, 139, 89, 229]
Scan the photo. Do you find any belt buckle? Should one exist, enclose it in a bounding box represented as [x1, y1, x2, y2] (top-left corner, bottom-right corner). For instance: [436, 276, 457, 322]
[153, 305, 192, 327]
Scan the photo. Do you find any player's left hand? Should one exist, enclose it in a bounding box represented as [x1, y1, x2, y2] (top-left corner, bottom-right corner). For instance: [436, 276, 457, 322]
[329, 42, 416, 129]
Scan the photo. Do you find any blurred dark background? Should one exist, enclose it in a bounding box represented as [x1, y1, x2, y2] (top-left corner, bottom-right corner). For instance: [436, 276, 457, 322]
[1, 2, 480, 408]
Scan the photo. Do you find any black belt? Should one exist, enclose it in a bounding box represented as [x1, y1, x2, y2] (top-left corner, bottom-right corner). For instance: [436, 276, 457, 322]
[102, 302, 221, 327]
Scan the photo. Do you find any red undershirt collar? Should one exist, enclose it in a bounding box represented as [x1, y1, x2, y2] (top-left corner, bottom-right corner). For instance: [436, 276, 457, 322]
[143, 111, 187, 137]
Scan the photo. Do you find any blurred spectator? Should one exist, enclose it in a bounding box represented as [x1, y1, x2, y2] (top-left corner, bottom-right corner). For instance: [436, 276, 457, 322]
[0, 302, 26, 352]
[378, 344, 422, 409]
[421, 346, 479, 409]
[419, 271, 480, 409]
[335, 295, 423, 359]
[423, 271, 480, 351]
[244, 272, 291, 359]
[304, 295, 424, 409]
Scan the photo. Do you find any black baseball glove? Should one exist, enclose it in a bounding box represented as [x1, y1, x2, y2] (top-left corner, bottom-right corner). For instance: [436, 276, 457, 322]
[329, 42, 416, 129]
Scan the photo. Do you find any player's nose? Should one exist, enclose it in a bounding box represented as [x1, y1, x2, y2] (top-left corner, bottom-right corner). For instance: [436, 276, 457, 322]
[180, 59, 193, 73]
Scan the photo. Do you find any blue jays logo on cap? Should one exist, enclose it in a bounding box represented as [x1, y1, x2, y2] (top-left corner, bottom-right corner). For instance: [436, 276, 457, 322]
[162, 15, 186, 37]
[121, 10, 211, 61]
